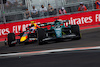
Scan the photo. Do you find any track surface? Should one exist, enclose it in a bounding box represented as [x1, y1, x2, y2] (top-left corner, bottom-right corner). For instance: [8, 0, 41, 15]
[0, 28, 100, 67]
[1, 50, 100, 67]
[0, 28, 100, 53]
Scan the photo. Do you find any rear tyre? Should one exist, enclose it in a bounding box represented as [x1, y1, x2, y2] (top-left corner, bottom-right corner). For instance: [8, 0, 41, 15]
[37, 28, 45, 45]
[71, 25, 81, 40]
[8, 33, 16, 47]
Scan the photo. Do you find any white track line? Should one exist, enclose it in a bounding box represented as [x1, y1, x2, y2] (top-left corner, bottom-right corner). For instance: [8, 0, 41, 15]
[0, 46, 100, 57]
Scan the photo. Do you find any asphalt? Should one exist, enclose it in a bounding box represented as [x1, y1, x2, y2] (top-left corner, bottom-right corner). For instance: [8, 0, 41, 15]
[1, 50, 100, 67]
[0, 27, 100, 54]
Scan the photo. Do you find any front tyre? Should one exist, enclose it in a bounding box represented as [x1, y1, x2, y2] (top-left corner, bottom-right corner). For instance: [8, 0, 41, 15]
[8, 33, 16, 47]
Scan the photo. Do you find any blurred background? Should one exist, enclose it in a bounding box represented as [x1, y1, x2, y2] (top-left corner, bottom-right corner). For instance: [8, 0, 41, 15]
[0, 0, 98, 23]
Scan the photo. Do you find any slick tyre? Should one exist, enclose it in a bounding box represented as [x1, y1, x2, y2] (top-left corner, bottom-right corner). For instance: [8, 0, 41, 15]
[8, 33, 16, 47]
[37, 28, 45, 45]
[71, 25, 81, 40]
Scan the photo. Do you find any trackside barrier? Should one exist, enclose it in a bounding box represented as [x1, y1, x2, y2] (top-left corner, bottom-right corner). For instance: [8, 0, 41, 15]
[0, 10, 100, 38]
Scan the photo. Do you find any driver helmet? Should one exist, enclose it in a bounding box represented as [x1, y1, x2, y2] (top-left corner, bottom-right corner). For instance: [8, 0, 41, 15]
[30, 21, 36, 27]
[31, 21, 36, 25]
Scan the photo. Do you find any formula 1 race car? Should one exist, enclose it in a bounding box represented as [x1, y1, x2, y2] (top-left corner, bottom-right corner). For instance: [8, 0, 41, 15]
[7, 21, 39, 47]
[36, 19, 81, 45]
[7, 19, 81, 47]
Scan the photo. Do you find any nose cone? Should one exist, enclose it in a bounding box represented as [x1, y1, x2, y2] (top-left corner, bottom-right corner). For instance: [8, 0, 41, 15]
[20, 36, 28, 42]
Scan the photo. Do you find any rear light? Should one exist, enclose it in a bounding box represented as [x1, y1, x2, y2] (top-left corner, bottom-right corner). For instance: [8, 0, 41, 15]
[28, 40, 32, 42]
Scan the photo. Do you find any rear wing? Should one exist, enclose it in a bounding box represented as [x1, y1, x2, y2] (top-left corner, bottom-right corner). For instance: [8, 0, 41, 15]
[37, 20, 69, 27]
